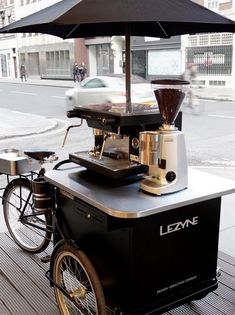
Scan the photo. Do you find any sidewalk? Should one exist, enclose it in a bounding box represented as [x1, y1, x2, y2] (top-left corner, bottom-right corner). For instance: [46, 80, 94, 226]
[0, 107, 57, 140]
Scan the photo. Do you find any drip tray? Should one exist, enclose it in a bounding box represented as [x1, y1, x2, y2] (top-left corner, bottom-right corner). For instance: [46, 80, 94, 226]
[69, 151, 147, 179]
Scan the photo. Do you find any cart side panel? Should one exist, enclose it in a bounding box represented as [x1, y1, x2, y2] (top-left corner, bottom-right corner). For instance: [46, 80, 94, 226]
[56, 194, 221, 314]
[125, 197, 221, 313]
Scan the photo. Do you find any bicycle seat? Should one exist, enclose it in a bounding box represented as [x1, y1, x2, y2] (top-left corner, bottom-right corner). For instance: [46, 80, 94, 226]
[24, 149, 55, 161]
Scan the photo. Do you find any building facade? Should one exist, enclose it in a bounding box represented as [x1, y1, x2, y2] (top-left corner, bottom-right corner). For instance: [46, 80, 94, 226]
[184, 0, 235, 87]
[0, 0, 235, 86]
[0, 0, 16, 77]
[83, 0, 235, 86]
[0, 0, 76, 79]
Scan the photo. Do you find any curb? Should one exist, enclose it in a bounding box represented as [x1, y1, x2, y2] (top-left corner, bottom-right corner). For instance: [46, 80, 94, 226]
[0, 78, 75, 89]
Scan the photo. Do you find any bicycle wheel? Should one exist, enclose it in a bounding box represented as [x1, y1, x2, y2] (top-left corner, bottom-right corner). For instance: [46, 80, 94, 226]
[3, 177, 52, 253]
[52, 244, 106, 315]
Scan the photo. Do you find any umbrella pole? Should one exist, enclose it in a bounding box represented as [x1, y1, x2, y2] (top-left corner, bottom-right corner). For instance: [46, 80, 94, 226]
[125, 24, 131, 113]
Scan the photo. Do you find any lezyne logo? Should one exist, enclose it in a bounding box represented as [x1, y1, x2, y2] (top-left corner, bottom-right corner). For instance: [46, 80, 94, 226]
[160, 216, 199, 236]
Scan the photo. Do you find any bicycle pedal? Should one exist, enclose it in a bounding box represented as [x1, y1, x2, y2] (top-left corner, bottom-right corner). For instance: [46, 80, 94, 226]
[41, 255, 51, 263]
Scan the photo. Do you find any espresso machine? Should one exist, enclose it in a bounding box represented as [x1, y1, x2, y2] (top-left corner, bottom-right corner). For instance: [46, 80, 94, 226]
[66, 80, 188, 195]
[67, 103, 166, 179]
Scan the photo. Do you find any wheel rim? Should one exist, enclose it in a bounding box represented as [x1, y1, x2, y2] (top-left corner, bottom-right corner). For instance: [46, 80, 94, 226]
[54, 250, 100, 315]
[4, 182, 49, 252]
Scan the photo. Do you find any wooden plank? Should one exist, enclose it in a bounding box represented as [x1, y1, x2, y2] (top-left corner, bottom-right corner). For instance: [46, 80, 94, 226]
[218, 259, 235, 278]
[0, 298, 13, 315]
[3, 232, 53, 272]
[202, 291, 235, 314]
[218, 251, 235, 266]
[0, 233, 56, 303]
[0, 246, 58, 315]
[187, 294, 227, 315]
[0, 300, 12, 315]
[0, 270, 35, 315]
[215, 282, 235, 306]
[169, 304, 199, 314]
[218, 271, 235, 290]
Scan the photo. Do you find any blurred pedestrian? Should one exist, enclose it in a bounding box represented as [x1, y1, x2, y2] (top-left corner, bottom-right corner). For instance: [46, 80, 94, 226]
[72, 62, 79, 82]
[78, 62, 87, 81]
[184, 63, 197, 84]
[183, 63, 198, 108]
[20, 64, 27, 82]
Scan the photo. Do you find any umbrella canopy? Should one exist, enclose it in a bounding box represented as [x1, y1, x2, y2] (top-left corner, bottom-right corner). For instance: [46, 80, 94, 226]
[1, 0, 235, 111]
[0, 0, 235, 38]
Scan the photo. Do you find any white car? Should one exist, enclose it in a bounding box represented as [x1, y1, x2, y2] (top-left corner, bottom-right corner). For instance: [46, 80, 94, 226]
[65, 75, 157, 110]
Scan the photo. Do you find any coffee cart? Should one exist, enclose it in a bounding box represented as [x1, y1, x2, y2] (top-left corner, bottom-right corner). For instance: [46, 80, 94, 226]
[44, 87, 235, 314]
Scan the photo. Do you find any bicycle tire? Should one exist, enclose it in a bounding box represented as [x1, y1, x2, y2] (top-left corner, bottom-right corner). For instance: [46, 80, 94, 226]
[3, 177, 52, 253]
[52, 243, 107, 315]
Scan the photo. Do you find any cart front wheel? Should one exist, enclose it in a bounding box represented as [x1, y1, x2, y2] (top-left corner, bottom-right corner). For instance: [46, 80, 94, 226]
[52, 244, 107, 315]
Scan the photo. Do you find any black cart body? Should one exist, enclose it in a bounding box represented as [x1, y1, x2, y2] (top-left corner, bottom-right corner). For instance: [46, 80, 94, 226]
[45, 167, 235, 314]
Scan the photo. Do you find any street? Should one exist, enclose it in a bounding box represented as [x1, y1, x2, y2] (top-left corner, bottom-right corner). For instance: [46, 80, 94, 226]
[0, 82, 235, 172]
[0, 82, 68, 119]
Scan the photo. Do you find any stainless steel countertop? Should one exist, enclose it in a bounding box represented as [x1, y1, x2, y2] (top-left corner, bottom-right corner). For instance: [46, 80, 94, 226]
[45, 166, 235, 218]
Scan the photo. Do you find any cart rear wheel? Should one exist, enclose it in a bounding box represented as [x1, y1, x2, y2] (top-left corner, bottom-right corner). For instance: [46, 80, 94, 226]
[52, 244, 106, 315]
[3, 178, 52, 253]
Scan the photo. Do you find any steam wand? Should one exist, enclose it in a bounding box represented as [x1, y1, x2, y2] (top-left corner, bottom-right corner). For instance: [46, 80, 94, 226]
[99, 133, 111, 160]
[62, 119, 83, 147]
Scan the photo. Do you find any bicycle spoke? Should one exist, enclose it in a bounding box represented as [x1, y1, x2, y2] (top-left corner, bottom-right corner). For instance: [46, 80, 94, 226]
[3, 178, 52, 253]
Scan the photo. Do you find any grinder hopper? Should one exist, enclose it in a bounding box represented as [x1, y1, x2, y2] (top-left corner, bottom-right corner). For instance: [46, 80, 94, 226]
[152, 79, 189, 128]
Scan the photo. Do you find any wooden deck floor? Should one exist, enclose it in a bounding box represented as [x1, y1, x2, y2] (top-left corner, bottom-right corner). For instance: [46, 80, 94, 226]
[1, 232, 235, 315]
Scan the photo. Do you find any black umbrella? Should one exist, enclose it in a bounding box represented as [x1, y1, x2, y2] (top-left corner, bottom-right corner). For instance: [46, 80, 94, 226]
[1, 0, 235, 111]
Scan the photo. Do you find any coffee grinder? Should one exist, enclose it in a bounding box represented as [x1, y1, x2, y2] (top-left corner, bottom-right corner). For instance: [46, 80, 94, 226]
[139, 79, 189, 195]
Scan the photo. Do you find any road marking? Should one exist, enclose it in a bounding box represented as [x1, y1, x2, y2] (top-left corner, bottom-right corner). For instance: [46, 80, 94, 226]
[51, 96, 65, 99]
[204, 99, 235, 103]
[208, 114, 235, 119]
[11, 91, 37, 95]
[193, 166, 235, 169]
[199, 159, 235, 167]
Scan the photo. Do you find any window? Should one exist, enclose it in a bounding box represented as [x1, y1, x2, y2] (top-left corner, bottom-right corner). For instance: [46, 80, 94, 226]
[206, 0, 219, 10]
[45, 50, 70, 77]
[188, 35, 198, 47]
[83, 79, 106, 88]
[210, 34, 221, 45]
[199, 34, 209, 46]
[148, 49, 182, 75]
[221, 33, 233, 45]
